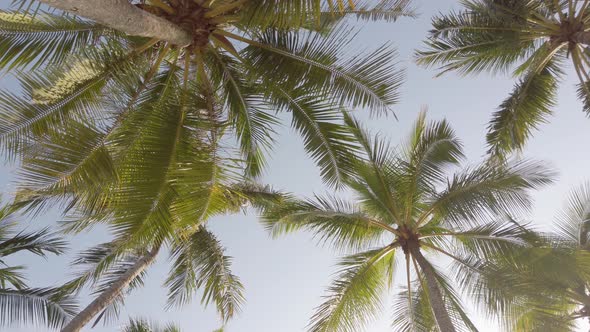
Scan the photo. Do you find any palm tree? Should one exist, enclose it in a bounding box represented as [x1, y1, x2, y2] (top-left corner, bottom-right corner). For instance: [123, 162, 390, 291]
[121, 318, 180, 332]
[0, 1, 411, 330]
[463, 183, 590, 331]
[0, 0, 411, 184]
[416, 0, 590, 157]
[120, 317, 223, 332]
[0, 199, 75, 329]
[53, 176, 283, 332]
[5, 58, 284, 330]
[262, 112, 553, 332]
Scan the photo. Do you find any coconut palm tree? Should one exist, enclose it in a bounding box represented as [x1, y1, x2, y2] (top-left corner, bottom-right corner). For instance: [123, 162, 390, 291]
[0, 199, 75, 329]
[0, 0, 412, 184]
[0, 2, 411, 330]
[462, 183, 590, 331]
[262, 112, 553, 332]
[52, 160, 283, 332]
[416, 0, 590, 157]
[5, 57, 285, 331]
[120, 317, 223, 332]
[121, 318, 180, 332]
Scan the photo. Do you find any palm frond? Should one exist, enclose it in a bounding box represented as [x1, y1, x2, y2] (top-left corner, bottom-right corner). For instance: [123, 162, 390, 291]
[165, 227, 244, 322]
[426, 159, 554, 228]
[0, 226, 66, 257]
[555, 182, 590, 246]
[122, 317, 181, 332]
[0, 287, 77, 329]
[209, 50, 277, 177]
[238, 26, 402, 115]
[486, 58, 561, 157]
[262, 195, 389, 251]
[0, 42, 144, 160]
[308, 245, 396, 332]
[0, 10, 109, 71]
[392, 281, 436, 332]
[416, 1, 541, 76]
[266, 83, 360, 187]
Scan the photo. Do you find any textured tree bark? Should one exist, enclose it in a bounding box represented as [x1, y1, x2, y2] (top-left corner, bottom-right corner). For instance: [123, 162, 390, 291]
[574, 31, 590, 46]
[60, 245, 161, 332]
[410, 245, 457, 332]
[38, 0, 192, 46]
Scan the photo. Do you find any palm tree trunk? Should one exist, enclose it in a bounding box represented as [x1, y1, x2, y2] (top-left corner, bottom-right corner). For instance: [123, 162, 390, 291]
[60, 245, 161, 332]
[409, 245, 457, 332]
[574, 31, 590, 46]
[38, 0, 192, 46]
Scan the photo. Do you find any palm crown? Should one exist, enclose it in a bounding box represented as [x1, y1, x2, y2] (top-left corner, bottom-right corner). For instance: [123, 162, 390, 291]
[263, 112, 554, 332]
[417, 0, 590, 157]
[0, 0, 412, 183]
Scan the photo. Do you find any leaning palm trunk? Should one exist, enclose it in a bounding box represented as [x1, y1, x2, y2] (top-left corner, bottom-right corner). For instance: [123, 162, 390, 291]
[38, 0, 191, 45]
[61, 245, 161, 332]
[409, 245, 457, 332]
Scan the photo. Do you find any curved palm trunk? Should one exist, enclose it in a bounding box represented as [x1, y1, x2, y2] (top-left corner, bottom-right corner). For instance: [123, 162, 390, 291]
[38, 0, 192, 46]
[61, 245, 161, 332]
[409, 245, 457, 332]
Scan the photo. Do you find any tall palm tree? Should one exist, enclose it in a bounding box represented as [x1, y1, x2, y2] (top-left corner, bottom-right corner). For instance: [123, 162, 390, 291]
[0, 0, 411, 184]
[262, 112, 553, 332]
[53, 170, 283, 332]
[121, 318, 180, 332]
[417, 0, 590, 157]
[0, 199, 75, 329]
[120, 317, 223, 332]
[5, 52, 284, 330]
[463, 183, 590, 331]
[0, 2, 410, 330]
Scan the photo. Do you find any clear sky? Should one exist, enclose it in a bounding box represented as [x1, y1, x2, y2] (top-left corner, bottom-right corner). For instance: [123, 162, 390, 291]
[3, 0, 590, 331]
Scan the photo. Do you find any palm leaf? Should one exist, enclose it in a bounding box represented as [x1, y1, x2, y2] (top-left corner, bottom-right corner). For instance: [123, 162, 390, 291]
[165, 227, 244, 322]
[0, 287, 77, 329]
[308, 245, 396, 332]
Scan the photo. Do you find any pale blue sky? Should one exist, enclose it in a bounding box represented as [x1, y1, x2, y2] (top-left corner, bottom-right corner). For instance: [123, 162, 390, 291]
[3, 1, 590, 331]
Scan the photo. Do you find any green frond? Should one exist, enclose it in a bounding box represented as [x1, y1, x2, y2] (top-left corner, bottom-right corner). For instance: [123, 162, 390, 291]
[62, 241, 130, 295]
[577, 79, 590, 114]
[308, 245, 396, 332]
[0, 287, 77, 329]
[165, 227, 244, 322]
[0, 10, 109, 71]
[0, 42, 144, 160]
[555, 182, 590, 247]
[399, 112, 464, 220]
[486, 58, 561, 157]
[16, 121, 115, 213]
[0, 226, 66, 258]
[416, 0, 559, 75]
[262, 195, 388, 251]
[342, 113, 403, 223]
[454, 239, 584, 329]
[427, 159, 554, 228]
[122, 317, 181, 332]
[208, 50, 277, 177]
[266, 83, 360, 187]
[443, 218, 535, 261]
[0, 266, 26, 289]
[392, 281, 436, 332]
[315, 0, 416, 28]
[241, 26, 402, 115]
